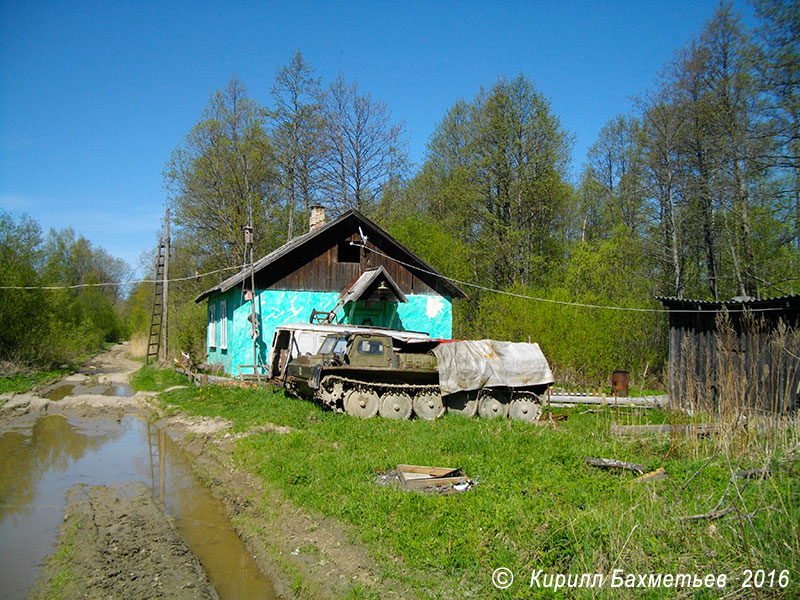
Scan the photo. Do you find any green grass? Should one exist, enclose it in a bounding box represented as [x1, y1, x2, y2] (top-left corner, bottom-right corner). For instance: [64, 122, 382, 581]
[129, 364, 190, 392]
[0, 368, 72, 394]
[161, 385, 800, 599]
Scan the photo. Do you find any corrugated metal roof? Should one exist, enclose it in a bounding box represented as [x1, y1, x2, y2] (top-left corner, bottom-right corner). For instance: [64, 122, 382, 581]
[195, 210, 467, 302]
[656, 294, 800, 310]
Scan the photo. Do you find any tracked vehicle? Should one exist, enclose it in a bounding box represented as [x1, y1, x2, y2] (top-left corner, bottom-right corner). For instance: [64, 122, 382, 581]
[281, 329, 554, 421]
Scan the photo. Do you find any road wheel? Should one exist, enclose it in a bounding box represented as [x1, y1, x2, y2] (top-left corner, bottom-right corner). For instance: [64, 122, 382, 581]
[315, 376, 342, 410]
[478, 393, 508, 419]
[444, 391, 478, 418]
[413, 391, 445, 420]
[379, 392, 412, 420]
[508, 396, 542, 422]
[344, 388, 379, 418]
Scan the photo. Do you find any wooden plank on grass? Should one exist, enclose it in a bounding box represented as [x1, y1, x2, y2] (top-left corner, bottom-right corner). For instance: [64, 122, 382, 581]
[635, 467, 669, 483]
[610, 422, 719, 436]
[584, 457, 646, 473]
[396, 464, 469, 489]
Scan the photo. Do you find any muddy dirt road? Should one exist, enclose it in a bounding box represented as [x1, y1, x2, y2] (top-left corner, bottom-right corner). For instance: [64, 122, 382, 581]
[1, 344, 417, 600]
[0, 344, 275, 600]
[1, 343, 144, 421]
[27, 482, 219, 600]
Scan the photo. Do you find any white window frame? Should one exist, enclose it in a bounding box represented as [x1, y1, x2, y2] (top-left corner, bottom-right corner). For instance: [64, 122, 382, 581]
[220, 300, 228, 350]
[208, 303, 217, 348]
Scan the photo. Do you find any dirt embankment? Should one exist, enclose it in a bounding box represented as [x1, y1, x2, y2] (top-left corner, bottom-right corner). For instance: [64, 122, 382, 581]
[159, 415, 419, 600]
[27, 482, 219, 600]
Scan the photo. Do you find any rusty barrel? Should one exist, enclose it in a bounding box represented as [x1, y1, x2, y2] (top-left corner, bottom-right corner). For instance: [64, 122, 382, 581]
[611, 370, 629, 397]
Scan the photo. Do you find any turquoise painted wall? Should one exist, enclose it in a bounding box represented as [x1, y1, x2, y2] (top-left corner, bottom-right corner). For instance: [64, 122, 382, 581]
[205, 288, 240, 375]
[205, 289, 453, 376]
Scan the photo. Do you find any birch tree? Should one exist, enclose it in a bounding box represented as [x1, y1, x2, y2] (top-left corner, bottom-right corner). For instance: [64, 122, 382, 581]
[319, 73, 407, 213]
[164, 76, 280, 271]
[271, 51, 324, 239]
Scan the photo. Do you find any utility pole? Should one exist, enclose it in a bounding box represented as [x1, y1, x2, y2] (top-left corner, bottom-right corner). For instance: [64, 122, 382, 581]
[159, 208, 170, 363]
[245, 200, 260, 383]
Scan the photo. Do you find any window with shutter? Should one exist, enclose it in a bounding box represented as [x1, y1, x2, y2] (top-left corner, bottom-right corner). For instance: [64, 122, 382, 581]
[220, 300, 227, 350]
[208, 303, 217, 348]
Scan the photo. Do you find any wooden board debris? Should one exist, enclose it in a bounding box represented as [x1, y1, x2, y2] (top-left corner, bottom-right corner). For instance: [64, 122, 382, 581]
[584, 457, 647, 474]
[610, 422, 720, 436]
[635, 467, 669, 483]
[396, 464, 469, 489]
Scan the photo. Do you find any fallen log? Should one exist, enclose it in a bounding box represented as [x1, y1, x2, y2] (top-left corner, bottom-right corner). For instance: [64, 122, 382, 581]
[610, 422, 719, 436]
[584, 457, 646, 474]
[548, 394, 666, 408]
[680, 505, 774, 522]
[736, 468, 770, 480]
[680, 507, 736, 521]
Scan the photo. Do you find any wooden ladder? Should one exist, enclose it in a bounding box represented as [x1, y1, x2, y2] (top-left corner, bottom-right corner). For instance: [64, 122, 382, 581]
[145, 239, 166, 365]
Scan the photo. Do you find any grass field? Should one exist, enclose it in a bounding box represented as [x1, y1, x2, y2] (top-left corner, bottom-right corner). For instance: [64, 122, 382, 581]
[161, 383, 799, 599]
[0, 368, 72, 394]
[129, 364, 189, 392]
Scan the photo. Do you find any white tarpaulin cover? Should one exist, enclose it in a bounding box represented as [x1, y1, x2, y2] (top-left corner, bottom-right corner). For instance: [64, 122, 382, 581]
[433, 340, 554, 395]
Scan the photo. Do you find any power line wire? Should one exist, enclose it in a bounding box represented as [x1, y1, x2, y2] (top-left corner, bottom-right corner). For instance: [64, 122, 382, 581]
[3, 242, 793, 316]
[0, 263, 249, 291]
[350, 242, 793, 315]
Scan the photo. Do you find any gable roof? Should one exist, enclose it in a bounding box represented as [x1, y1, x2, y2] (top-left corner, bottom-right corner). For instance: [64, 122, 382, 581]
[340, 266, 408, 304]
[196, 210, 467, 302]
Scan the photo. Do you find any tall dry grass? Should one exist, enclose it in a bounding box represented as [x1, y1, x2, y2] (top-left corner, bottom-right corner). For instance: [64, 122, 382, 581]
[659, 310, 800, 592]
[128, 332, 148, 359]
[670, 310, 799, 455]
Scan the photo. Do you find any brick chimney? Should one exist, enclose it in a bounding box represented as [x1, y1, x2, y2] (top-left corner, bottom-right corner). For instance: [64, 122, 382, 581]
[309, 205, 326, 232]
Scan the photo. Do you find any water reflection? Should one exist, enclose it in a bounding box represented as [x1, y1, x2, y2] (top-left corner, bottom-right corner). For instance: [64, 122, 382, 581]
[0, 414, 275, 600]
[155, 426, 276, 598]
[0, 415, 120, 522]
[43, 383, 135, 400]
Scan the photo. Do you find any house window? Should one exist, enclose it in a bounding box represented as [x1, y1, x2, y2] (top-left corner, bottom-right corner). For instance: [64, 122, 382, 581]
[220, 300, 227, 350]
[337, 240, 360, 263]
[208, 303, 217, 348]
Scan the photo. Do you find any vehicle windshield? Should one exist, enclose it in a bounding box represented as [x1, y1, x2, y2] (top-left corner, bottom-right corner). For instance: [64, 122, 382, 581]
[319, 336, 348, 356]
[356, 339, 384, 355]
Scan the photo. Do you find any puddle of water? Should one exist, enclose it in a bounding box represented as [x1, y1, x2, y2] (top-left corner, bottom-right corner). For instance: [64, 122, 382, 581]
[0, 414, 276, 600]
[44, 384, 75, 401]
[104, 383, 134, 397]
[44, 383, 135, 400]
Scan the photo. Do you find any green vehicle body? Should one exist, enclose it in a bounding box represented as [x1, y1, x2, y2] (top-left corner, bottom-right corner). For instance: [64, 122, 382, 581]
[286, 333, 438, 396]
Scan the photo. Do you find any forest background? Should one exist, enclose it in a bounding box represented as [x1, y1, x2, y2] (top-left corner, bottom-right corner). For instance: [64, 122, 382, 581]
[2, 1, 798, 387]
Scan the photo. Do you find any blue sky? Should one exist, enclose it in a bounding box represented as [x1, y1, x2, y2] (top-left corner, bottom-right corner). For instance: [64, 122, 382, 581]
[0, 0, 754, 272]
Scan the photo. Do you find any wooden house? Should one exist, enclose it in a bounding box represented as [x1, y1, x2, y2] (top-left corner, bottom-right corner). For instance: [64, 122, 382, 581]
[658, 295, 800, 414]
[196, 208, 467, 376]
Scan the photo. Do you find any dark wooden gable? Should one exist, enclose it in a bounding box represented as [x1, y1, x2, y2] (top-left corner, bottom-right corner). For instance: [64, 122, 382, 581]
[196, 211, 466, 302]
[254, 219, 454, 296]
